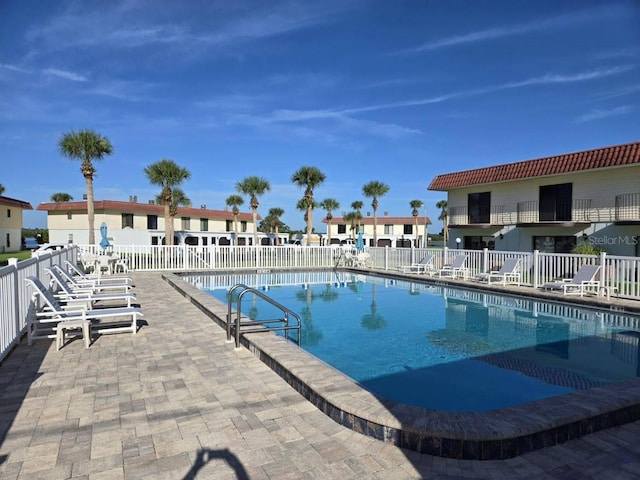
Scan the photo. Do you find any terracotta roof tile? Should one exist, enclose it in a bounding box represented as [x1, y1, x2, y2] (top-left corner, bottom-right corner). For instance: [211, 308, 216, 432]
[0, 196, 33, 209]
[428, 141, 640, 191]
[36, 199, 256, 220]
[323, 216, 431, 225]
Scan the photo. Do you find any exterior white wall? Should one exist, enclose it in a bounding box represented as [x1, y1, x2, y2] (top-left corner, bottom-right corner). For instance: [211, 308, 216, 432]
[444, 164, 640, 256]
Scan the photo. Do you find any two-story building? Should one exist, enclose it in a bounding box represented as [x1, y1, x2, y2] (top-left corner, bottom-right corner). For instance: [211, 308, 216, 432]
[36, 197, 281, 246]
[0, 195, 33, 253]
[428, 141, 640, 255]
[323, 213, 431, 247]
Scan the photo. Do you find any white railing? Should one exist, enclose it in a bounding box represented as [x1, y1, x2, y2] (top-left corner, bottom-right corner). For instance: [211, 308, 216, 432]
[2, 243, 639, 364]
[0, 247, 78, 363]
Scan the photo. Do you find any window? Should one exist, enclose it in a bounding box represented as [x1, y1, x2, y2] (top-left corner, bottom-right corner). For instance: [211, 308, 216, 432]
[68, 234, 73, 244]
[122, 213, 134, 228]
[468, 192, 491, 223]
[539, 183, 572, 221]
[240, 221, 247, 232]
[403, 224, 413, 235]
[202, 237, 208, 246]
[226, 220, 233, 231]
[67, 212, 72, 220]
[384, 224, 393, 235]
[464, 236, 495, 250]
[147, 215, 158, 230]
[181, 217, 190, 230]
[6, 233, 10, 248]
[337, 224, 346, 234]
[6, 209, 10, 218]
[533, 235, 576, 253]
[200, 218, 208, 231]
[151, 236, 159, 246]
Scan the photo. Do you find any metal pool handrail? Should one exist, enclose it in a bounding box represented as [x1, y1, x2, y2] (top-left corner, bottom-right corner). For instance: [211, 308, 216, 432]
[227, 283, 301, 348]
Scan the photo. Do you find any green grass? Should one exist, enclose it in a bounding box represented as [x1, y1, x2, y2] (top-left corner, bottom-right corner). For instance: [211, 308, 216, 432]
[0, 250, 33, 266]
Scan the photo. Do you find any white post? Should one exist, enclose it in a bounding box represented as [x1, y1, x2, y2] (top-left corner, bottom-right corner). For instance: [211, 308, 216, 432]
[532, 250, 540, 288]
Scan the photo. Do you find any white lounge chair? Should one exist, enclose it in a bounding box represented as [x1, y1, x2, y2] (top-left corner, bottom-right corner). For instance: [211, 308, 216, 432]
[474, 258, 521, 286]
[45, 267, 136, 308]
[398, 254, 435, 274]
[353, 251, 371, 268]
[55, 263, 133, 291]
[438, 255, 469, 279]
[65, 260, 133, 285]
[25, 276, 142, 345]
[541, 264, 601, 296]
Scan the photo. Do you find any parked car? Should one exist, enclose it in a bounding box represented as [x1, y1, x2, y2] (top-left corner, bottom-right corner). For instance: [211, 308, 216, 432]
[31, 243, 68, 256]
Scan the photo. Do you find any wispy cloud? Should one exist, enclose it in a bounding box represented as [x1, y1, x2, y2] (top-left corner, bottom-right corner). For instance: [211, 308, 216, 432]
[575, 105, 633, 123]
[0, 63, 30, 73]
[401, 5, 626, 54]
[43, 68, 87, 82]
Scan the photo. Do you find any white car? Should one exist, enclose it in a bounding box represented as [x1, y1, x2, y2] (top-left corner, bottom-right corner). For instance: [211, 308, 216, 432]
[31, 243, 68, 256]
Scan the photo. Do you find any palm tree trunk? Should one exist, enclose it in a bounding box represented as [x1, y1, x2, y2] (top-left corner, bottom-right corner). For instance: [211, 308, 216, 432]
[86, 176, 95, 245]
[306, 207, 313, 246]
[164, 203, 171, 245]
[233, 214, 239, 245]
[327, 220, 332, 245]
[415, 217, 419, 247]
[373, 208, 378, 246]
[252, 209, 258, 246]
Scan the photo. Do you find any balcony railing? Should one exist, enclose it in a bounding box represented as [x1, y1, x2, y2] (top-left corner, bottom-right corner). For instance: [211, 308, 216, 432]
[615, 193, 640, 222]
[448, 205, 506, 226]
[516, 199, 592, 224]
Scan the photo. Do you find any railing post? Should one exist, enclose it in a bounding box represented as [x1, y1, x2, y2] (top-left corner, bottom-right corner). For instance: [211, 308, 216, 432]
[482, 248, 489, 273]
[384, 246, 389, 270]
[600, 251, 607, 286]
[532, 250, 540, 288]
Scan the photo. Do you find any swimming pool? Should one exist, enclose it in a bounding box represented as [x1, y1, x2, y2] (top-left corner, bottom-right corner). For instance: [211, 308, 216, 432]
[183, 270, 640, 412]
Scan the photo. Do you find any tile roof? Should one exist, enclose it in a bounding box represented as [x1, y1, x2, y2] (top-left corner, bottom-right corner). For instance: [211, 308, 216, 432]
[323, 215, 431, 225]
[0, 196, 33, 209]
[428, 141, 640, 191]
[36, 199, 256, 220]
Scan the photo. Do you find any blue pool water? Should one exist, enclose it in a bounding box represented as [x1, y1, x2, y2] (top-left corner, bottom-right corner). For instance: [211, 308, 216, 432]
[183, 270, 640, 411]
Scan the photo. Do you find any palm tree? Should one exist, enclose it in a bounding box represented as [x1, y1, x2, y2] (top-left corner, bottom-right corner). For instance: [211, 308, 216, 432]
[144, 158, 191, 246]
[351, 200, 363, 235]
[58, 129, 113, 245]
[409, 199, 424, 247]
[342, 211, 360, 240]
[51, 192, 73, 202]
[268, 207, 284, 245]
[319, 198, 339, 246]
[362, 180, 389, 246]
[225, 194, 244, 246]
[0, 184, 5, 195]
[291, 166, 326, 246]
[436, 199, 448, 245]
[157, 187, 191, 243]
[236, 176, 270, 246]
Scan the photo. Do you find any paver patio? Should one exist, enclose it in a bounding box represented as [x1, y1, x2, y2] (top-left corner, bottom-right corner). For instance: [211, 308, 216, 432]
[1, 271, 639, 479]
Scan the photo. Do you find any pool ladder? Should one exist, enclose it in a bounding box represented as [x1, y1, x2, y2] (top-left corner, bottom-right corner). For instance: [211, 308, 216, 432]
[226, 284, 301, 348]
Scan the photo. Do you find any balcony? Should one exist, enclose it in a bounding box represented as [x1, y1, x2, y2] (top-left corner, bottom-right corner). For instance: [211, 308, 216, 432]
[615, 193, 640, 224]
[516, 199, 591, 225]
[448, 205, 506, 227]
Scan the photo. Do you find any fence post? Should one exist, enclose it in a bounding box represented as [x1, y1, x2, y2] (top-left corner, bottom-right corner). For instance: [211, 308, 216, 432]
[482, 248, 489, 273]
[599, 251, 607, 286]
[8, 259, 20, 346]
[384, 245, 389, 270]
[532, 250, 539, 288]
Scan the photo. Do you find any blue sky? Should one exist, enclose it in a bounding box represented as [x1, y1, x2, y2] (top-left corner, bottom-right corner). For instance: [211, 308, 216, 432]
[1, 0, 639, 231]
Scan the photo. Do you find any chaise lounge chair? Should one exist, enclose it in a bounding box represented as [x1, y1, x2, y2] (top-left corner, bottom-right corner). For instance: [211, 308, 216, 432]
[397, 254, 435, 274]
[438, 255, 469, 279]
[55, 264, 133, 292]
[541, 264, 601, 296]
[45, 267, 136, 308]
[25, 276, 143, 345]
[474, 258, 521, 286]
[64, 260, 133, 286]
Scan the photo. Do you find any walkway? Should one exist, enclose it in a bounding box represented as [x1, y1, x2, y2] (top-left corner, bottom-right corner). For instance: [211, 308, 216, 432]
[0, 272, 639, 479]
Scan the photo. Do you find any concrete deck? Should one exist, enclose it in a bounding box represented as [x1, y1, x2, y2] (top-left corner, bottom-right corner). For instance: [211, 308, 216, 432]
[1, 271, 640, 479]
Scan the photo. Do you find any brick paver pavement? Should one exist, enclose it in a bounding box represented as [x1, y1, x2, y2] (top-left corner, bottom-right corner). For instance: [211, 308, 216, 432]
[1, 272, 639, 479]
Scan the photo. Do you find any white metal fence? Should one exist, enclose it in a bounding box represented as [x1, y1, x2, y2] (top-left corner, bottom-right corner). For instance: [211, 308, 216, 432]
[1, 244, 639, 364]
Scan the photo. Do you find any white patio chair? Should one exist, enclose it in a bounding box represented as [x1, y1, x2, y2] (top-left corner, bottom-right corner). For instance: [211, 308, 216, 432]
[397, 254, 435, 274]
[474, 258, 521, 286]
[541, 264, 601, 296]
[438, 255, 469, 279]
